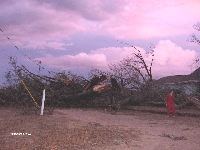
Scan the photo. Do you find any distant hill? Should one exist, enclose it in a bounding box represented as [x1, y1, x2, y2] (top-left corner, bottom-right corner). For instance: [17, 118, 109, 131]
[155, 67, 200, 84]
[189, 67, 200, 77]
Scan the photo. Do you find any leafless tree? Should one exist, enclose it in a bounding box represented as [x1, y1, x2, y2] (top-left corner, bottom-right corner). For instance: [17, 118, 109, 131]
[189, 22, 200, 69]
[190, 22, 200, 45]
[109, 44, 154, 90]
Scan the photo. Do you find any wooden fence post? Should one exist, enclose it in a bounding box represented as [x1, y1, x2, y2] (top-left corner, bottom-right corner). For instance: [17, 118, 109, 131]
[40, 89, 45, 115]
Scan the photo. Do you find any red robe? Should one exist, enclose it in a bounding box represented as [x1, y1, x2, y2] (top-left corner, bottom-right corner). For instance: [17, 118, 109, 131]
[165, 94, 175, 116]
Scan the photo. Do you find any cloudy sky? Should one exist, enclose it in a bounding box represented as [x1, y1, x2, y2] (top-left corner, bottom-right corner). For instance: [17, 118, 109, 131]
[0, 0, 200, 83]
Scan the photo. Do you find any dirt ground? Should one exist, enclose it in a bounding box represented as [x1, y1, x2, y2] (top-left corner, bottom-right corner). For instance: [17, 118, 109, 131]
[0, 106, 200, 150]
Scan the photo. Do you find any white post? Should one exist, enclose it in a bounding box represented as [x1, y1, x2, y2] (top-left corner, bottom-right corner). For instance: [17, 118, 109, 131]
[40, 89, 45, 115]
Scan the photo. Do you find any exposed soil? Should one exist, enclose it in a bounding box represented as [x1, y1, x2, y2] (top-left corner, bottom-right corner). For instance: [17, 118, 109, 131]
[0, 106, 200, 150]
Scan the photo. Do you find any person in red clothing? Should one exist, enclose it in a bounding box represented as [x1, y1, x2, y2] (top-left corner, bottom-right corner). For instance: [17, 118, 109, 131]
[165, 91, 175, 117]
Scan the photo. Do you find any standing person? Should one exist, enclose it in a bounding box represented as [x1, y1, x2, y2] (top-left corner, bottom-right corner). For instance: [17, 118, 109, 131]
[165, 91, 175, 117]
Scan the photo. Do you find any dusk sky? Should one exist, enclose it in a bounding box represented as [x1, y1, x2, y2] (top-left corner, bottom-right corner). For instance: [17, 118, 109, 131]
[0, 0, 200, 84]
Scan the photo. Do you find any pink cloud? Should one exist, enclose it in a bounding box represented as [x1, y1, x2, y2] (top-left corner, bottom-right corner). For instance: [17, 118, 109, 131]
[34, 0, 130, 21]
[90, 47, 134, 62]
[35, 52, 107, 71]
[152, 40, 197, 78]
[0, 0, 85, 46]
[93, 0, 200, 39]
[35, 40, 198, 79]
[22, 41, 67, 50]
[1, 0, 200, 47]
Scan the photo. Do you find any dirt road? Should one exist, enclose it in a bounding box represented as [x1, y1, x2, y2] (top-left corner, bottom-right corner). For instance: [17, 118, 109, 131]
[0, 107, 200, 150]
[55, 108, 200, 150]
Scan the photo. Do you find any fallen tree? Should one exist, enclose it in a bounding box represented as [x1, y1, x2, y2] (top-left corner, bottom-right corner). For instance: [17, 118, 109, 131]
[0, 57, 125, 108]
[187, 97, 200, 109]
